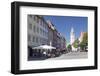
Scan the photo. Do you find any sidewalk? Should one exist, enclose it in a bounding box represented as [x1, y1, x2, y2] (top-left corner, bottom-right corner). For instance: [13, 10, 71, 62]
[47, 51, 88, 60]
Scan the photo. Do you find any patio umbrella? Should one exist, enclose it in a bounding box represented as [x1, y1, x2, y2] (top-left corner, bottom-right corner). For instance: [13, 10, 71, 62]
[32, 45, 56, 50]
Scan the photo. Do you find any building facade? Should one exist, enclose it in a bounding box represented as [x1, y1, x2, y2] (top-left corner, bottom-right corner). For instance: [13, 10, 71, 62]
[70, 27, 77, 51]
[46, 20, 54, 46]
[53, 29, 58, 48]
[56, 32, 61, 49]
[28, 15, 48, 48]
[47, 20, 66, 50]
[79, 32, 84, 43]
[60, 34, 66, 50]
[70, 27, 75, 45]
[28, 15, 66, 50]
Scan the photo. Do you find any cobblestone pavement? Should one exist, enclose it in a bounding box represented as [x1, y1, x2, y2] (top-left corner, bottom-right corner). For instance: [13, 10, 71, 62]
[47, 51, 88, 60]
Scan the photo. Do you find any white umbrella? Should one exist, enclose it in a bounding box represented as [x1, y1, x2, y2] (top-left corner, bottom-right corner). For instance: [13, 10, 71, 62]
[32, 45, 56, 49]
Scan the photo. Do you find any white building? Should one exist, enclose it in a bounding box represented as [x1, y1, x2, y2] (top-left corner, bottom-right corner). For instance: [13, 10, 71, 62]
[46, 20, 54, 46]
[28, 15, 48, 48]
[70, 27, 75, 45]
[79, 32, 84, 43]
[70, 27, 77, 51]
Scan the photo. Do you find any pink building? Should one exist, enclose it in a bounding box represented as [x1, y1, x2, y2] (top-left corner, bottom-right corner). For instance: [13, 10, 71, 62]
[79, 32, 84, 43]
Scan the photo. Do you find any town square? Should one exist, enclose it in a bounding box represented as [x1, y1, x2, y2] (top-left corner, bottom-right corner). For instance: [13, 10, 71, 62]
[28, 15, 88, 61]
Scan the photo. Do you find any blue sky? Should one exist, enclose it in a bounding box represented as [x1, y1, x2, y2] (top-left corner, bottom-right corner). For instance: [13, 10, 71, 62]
[43, 15, 88, 43]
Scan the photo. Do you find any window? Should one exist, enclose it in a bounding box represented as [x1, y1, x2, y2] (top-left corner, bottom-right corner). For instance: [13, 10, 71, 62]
[43, 30, 44, 36]
[34, 16, 39, 23]
[32, 36, 35, 42]
[42, 23, 44, 28]
[43, 30, 45, 36]
[42, 21, 44, 27]
[37, 17, 39, 23]
[36, 37, 38, 43]
[29, 15, 32, 18]
[45, 25, 46, 30]
[34, 16, 37, 21]
[32, 16, 34, 20]
[40, 20, 42, 26]
[40, 28, 42, 35]
[33, 25, 36, 33]
[39, 19, 41, 25]
[37, 27, 39, 33]
[44, 23, 47, 30]
[44, 31, 46, 36]
[40, 38, 42, 44]
[28, 34, 31, 42]
[45, 32, 47, 37]
[39, 38, 41, 44]
[29, 23, 32, 30]
[46, 32, 47, 37]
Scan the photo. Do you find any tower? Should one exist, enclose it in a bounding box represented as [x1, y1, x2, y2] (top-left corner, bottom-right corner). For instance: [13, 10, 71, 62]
[70, 27, 77, 51]
[70, 27, 75, 45]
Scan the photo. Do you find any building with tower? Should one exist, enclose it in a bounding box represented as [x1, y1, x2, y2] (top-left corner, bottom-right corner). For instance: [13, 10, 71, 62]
[70, 27, 75, 45]
[70, 27, 77, 51]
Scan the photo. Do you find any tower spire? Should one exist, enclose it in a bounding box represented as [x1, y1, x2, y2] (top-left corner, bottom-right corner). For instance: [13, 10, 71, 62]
[70, 27, 75, 45]
[71, 27, 74, 33]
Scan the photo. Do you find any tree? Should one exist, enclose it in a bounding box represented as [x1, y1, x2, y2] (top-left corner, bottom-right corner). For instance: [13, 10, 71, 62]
[67, 44, 72, 52]
[80, 32, 88, 51]
[73, 39, 79, 48]
[81, 32, 88, 44]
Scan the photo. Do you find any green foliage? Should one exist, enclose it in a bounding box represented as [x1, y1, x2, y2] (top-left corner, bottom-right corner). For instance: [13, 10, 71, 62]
[80, 32, 88, 50]
[67, 44, 72, 50]
[81, 32, 88, 45]
[73, 39, 79, 48]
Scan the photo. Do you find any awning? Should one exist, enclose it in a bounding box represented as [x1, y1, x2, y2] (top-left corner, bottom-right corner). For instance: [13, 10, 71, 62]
[32, 45, 56, 50]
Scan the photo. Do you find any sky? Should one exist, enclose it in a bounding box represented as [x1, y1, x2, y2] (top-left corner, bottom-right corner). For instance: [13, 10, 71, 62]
[43, 15, 88, 43]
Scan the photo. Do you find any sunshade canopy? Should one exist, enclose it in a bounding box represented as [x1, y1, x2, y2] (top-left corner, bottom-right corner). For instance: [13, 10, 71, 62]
[32, 45, 56, 49]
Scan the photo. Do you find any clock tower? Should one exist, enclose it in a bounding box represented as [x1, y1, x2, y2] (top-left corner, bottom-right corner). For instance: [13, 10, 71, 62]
[70, 27, 77, 51]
